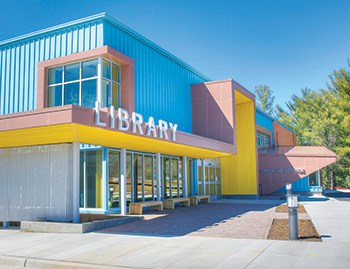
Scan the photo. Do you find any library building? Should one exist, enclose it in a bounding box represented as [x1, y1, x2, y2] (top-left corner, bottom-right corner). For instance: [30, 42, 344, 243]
[0, 13, 336, 223]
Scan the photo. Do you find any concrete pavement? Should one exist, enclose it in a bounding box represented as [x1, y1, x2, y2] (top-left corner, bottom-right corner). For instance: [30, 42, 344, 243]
[0, 193, 349, 268]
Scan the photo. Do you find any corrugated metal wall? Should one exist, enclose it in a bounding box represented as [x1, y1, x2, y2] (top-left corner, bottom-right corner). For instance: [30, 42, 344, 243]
[0, 144, 74, 222]
[277, 176, 322, 193]
[256, 110, 275, 146]
[103, 21, 207, 133]
[0, 16, 208, 133]
[0, 20, 103, 115]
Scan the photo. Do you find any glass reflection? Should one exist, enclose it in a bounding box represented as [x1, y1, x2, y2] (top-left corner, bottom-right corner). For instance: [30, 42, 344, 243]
[82, 79, 97, 108]
[64, 63, 80, 82]
[108, 151, 120, 208]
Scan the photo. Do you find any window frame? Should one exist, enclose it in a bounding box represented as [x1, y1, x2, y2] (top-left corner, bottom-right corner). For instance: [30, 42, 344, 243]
[257, 131, 271, 148]
[47, 57, 121, 109]
[308, 171, 320, 187]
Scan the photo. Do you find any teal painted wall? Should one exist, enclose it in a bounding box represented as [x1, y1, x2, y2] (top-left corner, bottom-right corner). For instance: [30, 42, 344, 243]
[277, 175, 322, 193]
[0, 19, 104, 115]
[256, 108, 275, 146]
[0, 14, 208, 133]
[103, 21, 207, 132]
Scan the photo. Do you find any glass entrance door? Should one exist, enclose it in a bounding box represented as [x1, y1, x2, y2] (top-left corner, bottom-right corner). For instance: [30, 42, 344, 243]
[108, 150, 120, 209]
[197, 161, 221, 200]
[162, 156, 183, 199]
[205, 166, 221, 200]
[126, 152, 156, 204]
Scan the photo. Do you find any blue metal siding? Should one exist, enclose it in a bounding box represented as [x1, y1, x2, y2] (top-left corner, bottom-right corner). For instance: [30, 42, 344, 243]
[256, 110, 275, 145]
[103, 21, 207, 133]
[1, 15, 208, 134]
[277, 176, 322, 193]
[0, 21, 104, 115]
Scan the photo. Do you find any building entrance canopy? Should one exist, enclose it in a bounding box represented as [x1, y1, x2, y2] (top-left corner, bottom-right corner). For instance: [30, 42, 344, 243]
[258, 146, 337, 195]
[0, 105, 234, 159]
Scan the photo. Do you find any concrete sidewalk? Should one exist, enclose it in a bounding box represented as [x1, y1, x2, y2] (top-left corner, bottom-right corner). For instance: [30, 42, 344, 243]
[0, 194, 349, 269]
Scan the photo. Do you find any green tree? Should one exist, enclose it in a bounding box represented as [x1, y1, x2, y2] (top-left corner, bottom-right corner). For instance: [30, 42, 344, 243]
[327, 68, 350, 185]
[276, 67, 350, 189]
[255, 85, 275, 116]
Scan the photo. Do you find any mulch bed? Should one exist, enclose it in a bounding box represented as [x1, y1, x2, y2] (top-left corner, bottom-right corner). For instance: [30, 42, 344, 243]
[275, 204, 307, 213]
[268, 219, 321, 241]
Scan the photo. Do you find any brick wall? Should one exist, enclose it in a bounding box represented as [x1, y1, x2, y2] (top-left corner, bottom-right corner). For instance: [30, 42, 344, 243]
[273, 121, 296, 146]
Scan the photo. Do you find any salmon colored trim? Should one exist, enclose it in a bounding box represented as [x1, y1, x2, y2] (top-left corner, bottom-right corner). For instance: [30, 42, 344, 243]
[0, 106, 235, 156]
[37, 46, 135, 112]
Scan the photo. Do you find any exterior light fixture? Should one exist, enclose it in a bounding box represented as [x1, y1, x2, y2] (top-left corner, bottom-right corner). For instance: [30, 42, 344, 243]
[286, 194, 299, 240]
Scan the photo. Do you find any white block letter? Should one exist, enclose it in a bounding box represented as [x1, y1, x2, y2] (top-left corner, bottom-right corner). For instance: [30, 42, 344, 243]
[158, 120, 169, 139]
[118, 108, 130, 131]
[146, 117, 157, 138]
[132, 112, 144, 135]
[94, 101, 107, 127]
[169, 122, 178, 141]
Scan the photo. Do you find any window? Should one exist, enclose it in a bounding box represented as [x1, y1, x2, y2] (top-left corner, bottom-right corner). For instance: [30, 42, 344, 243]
[308, 172, 320, 186]
[101, 60, 120, 108]
[47, 58, 120, 109]
[257, 131, 270, 147]
[80, 150, 103, 208]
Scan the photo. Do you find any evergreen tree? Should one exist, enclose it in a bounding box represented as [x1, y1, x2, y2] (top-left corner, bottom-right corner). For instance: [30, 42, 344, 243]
[276, 67, 350, 189]
[255, 85, 275, 116]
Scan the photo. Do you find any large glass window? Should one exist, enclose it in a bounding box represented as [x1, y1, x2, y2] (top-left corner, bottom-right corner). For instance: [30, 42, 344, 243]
[162, 156, 183, 199]
[309, 172, 320, 186]
[48, 85, 62, 107]
[257, 131, 270, 148]
[126, 152, 156, 203]
[144, 155, 154, 201]
[64, 82, 79, 105]
[126, 153, 133, 206]
[80, 150, 103, 209]
[47, 58, 120, 109]
[102, 60, 120, 108]
[108, 151, 120, 208]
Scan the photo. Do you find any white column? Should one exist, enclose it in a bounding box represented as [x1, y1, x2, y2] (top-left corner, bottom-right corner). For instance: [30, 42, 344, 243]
[102, 148, 108, 211]
[72, 142, 80, 223]
[156, 153, 162, 201]
[201, 159, 206, 195]
[97, 58, 102, 103]
[182, 156, 188, 197]
[120, 148, 127, 215]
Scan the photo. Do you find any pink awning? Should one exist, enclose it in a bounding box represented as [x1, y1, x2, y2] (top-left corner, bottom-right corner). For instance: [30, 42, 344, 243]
[258, 146, 336, 195]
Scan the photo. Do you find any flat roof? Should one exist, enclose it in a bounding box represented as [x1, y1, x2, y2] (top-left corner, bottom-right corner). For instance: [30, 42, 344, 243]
[259, 146, 336, 157]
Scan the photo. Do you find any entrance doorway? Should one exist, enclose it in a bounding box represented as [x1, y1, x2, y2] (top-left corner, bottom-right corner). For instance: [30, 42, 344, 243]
[198, 160, 221, 200]
[161, 156, 183, 199]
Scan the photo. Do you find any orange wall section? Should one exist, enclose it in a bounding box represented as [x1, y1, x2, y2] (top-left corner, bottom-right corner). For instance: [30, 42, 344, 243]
[274, 121, 296, 146]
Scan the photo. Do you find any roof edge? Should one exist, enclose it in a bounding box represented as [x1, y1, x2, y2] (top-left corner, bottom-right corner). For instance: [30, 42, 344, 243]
[0, 12, 211, 82]
[102, 13, 210, 81]
[0, 12, 106, 46]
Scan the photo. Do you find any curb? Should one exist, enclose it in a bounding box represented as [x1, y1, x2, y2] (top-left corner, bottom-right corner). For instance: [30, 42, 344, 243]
[0, 255, 131, 269]
[25, 258, 129, 269]
[0, 255, 26, 268]
[21, 216, 144, 234]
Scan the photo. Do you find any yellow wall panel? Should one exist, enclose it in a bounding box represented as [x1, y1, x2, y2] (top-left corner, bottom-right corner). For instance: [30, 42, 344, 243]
[221, 100, 258, 195]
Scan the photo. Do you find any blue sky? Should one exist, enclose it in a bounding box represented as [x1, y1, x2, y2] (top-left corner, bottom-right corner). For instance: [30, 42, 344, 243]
[1, 0, 350, 109]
